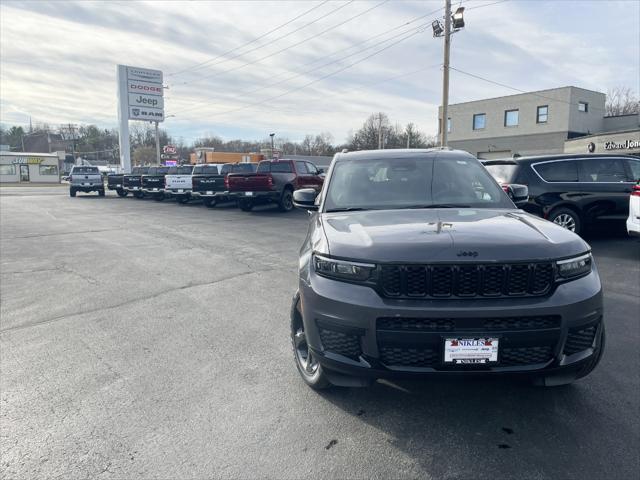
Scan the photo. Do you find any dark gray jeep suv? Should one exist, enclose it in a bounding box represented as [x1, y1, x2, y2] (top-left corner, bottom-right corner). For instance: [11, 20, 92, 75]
[291, 149, 604, 389]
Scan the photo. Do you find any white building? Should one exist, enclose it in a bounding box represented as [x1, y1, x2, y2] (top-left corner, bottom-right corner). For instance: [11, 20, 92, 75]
[0, 151, 65, 183]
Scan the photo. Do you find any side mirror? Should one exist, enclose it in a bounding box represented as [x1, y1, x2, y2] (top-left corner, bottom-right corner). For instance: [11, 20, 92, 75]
[293, 188, 318, 211]
[505, 184, 529, 207]
[317, 167, 324, 174]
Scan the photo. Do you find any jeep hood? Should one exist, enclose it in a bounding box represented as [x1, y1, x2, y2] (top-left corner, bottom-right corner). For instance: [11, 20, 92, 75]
[321, 209, 589, 263]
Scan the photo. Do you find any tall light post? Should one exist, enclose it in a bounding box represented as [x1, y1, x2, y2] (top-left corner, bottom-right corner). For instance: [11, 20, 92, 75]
[433, 2, 465, 148]
[269, 133, 275, 158]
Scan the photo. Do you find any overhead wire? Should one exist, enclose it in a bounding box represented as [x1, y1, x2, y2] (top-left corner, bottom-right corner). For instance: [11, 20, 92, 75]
[175, 0, 390, 87]
[168, 0, 331, 77]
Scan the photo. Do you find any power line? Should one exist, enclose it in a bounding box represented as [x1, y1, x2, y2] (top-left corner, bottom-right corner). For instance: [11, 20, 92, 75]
[169, 5, 444, 111]
[168, 0, 330, 77]
[175, 24, 428, 120]
[174, 20, 434, 116]
[176, 0, 389, 87]
[173, 0, 356, 86]
[448, 66, 608, 112]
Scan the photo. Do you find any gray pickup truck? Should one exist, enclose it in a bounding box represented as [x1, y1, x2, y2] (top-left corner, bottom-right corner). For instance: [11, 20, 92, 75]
[69, 166, 104, 197]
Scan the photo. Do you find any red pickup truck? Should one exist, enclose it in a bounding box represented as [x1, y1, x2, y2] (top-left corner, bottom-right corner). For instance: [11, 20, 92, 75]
[227, 159, 324, 212]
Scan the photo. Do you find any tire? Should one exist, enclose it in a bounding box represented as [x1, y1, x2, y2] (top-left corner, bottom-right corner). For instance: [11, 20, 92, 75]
[98, 189, 105, 197]
[291, 295, 332, 390]
[116, 189, 128, 197]
[154, 193, 164, 202]
[134, 191, 144, 199]
[278, 188, 294, 212]
[177, 195, 190, 204]
[69, 188, 76, 197]
[239, 199, 253, 211]
[549, 207, 582, 235]
[203, 198, 217, 208]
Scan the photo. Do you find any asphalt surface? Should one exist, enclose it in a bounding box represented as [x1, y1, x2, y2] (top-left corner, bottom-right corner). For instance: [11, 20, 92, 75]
[1, 186, 638, 479]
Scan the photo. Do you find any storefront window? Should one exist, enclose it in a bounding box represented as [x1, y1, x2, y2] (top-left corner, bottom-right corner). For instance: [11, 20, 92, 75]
[0, 164, 16, 175]
[39, 165, 58, 175]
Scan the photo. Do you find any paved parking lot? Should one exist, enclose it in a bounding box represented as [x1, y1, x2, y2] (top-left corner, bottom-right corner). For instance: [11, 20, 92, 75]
[1, 187, 639, 479]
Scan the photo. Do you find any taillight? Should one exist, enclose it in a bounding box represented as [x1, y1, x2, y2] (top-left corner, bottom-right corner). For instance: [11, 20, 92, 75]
[632, 185, 640, 197]
[224, 176, 229, 189]
[501, 184, 510, 193]
[267, 175, 273, 188]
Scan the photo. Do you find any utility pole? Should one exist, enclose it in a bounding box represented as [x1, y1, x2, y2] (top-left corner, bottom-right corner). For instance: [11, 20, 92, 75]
[441, 0, 452, 148]
[377, 113, 383, 150]
[269, 133, 275, 158]
[154, 121, 160, 165]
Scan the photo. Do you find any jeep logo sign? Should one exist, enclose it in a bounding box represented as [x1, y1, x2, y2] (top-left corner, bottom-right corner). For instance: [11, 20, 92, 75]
[128, 93, 164, 110]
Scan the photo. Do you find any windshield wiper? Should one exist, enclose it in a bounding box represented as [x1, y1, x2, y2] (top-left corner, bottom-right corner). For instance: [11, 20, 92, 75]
[326, 207, 370, 212]
[403, 204, 471, 209]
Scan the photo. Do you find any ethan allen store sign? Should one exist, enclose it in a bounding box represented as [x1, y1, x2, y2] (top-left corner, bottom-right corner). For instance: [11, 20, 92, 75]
[604, 139, 640, 151]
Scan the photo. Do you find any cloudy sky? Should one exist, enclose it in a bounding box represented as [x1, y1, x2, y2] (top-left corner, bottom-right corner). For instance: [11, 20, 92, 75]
[1, 0, 638, 144]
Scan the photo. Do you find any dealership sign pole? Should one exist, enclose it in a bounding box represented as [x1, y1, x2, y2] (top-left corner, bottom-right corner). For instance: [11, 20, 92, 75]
[116, 64, 164, 173]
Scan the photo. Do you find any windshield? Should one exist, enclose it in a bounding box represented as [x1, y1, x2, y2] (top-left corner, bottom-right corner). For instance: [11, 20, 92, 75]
[147, 167, 169, 175]
[323, 155, 513, 212]
[192, 165, 218, 174]
[72, 166, 99, 174]
[168, 166, 193, 174]
[483, 163, 519, 184]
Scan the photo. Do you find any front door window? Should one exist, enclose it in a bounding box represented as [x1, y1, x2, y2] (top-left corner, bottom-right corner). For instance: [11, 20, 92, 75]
[20, 164, 29, 182]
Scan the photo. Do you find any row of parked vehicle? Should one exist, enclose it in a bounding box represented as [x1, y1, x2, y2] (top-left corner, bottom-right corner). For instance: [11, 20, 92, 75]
[67, 152, 640, 236]
[85, 159, 326, 212]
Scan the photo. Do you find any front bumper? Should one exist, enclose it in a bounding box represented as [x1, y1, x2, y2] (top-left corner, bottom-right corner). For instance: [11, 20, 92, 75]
[124, 186, 141, 192]
[142, 187, 164, 193]
[298, 267, 603, 379]
[107, 183, 123, 190]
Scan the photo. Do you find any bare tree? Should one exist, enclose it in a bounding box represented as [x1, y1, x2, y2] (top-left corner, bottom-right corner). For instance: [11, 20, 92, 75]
[606, 87, 640, 116]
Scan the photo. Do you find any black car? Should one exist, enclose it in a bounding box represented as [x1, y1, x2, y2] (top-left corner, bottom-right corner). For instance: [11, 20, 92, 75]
[482, 154, 640, 235]
[291, 149, 604, 389]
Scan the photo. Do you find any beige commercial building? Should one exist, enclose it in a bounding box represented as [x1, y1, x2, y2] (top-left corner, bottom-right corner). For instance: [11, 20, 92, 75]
[440, 86, 639, 158]
[0, 151, 65, 183]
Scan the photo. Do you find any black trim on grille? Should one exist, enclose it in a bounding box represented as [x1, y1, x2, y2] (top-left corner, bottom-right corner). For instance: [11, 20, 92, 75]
[563, 325, 597, 356]
[319, 328, 362, 360]
[377, 315, 561, 332]
[378, 262, 555, 299]
[500, 346, 553, 366]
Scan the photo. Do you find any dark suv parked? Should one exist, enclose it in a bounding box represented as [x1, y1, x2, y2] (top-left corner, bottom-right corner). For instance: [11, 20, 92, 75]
[483, 154, 640, 235]
[291, 149, 604, 389]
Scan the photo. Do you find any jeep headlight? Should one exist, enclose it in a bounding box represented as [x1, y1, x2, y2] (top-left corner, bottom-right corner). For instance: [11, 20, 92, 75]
[556, 253, 592, 280]
[313, 254, 375, 282]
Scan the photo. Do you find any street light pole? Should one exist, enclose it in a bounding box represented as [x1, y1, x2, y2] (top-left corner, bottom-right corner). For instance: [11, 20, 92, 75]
[269, 133, 275, 158]
[441, 0, 452, 148]
[154, 121, 160, 165]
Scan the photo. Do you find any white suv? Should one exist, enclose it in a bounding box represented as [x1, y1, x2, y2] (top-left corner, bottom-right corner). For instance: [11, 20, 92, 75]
[627, 182, 640, 236]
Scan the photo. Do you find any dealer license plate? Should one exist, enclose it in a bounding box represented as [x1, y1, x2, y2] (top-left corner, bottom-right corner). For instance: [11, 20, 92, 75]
[152, 188, 158, 191]
[82, 183, 89, 186]
[116, 184, 121, 187]
[245, 191, 254, 196]
[444, 338, 499, 364]
[206, 191, 213, 195]
[177, 189, 184, 193]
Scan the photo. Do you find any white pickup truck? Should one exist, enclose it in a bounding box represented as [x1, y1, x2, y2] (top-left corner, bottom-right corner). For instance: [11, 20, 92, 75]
[164, 165, 194, 203]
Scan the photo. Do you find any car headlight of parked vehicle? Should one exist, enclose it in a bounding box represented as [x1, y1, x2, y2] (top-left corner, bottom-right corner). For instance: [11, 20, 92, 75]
[313, 254, 375, 282]
[556, 253, 593, 280]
